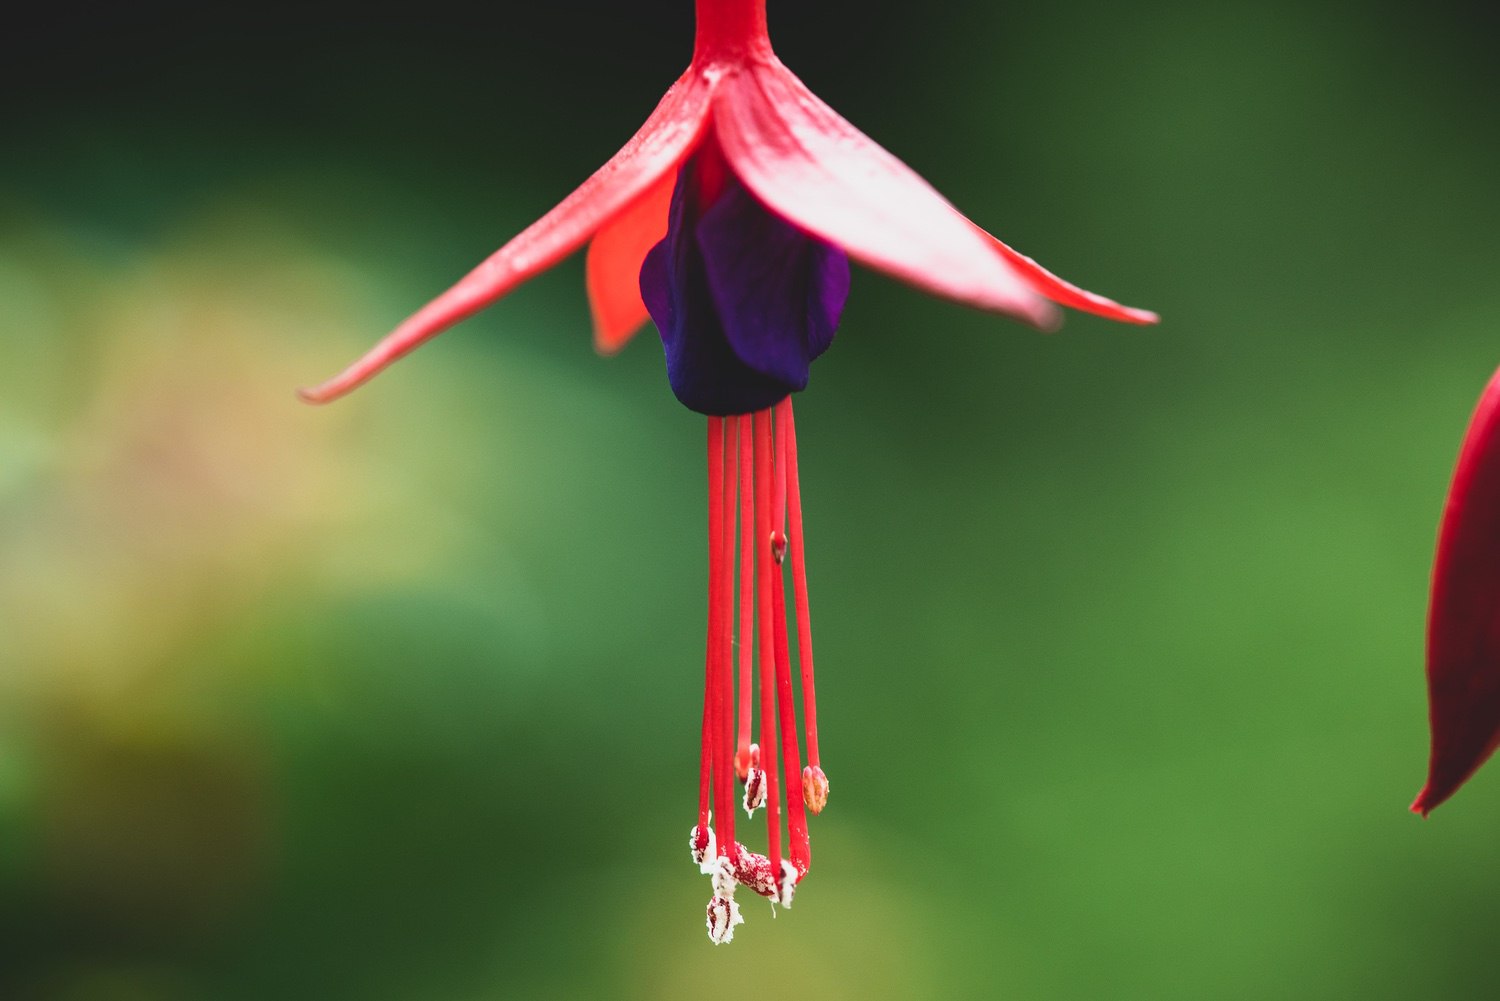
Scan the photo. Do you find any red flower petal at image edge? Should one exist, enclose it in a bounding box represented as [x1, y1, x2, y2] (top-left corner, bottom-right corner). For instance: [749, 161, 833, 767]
[298, 0, 1158, 944]
[1414, 364, 1500, 816]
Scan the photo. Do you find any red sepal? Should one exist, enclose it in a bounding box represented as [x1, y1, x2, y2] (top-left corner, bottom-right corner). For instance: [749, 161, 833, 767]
[586, 169, 675, 354]
[711, 59, 1059, 330]
[300, 73, 713, 403]
[978, 227, 1160, 326]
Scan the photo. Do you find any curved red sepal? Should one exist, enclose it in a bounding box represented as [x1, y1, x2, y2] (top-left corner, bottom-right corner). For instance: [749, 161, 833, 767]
[300, 73, 713, 404]
[979, 228, 1160, 326]
[711, 60, 1059, 330]
[586, 168, 675, 355]
[1414, 364, 1500, 816]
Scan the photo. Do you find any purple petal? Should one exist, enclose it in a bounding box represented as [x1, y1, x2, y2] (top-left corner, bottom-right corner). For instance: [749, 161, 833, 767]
[639, 158, 849, 416]
[697, 181, 849, 388]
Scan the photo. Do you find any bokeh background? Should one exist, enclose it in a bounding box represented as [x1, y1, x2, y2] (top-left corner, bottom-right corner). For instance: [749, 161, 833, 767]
[4, 1, 1499, 998]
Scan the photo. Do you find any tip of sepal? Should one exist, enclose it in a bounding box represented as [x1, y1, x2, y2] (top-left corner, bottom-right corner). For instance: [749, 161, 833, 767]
[590, 311, 647, 357]
[1018, 296, 1065, 334]
[296, 365, 370, 406]
[1082, 302, 1160, 326]
[1121, 307, 1163, 326]
[1410, 784, 1440, 818]
[982, 230, 1160, 328]
[590, 316, 622, 357]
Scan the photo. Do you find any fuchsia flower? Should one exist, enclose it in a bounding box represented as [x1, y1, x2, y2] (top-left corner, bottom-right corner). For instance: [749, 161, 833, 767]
[302, 0, 1156, 942]
[1414, 366, 1500, 816]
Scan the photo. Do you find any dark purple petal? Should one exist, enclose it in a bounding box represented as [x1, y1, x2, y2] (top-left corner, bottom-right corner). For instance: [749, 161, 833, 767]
[697, 181, 849, 388]
[639, 159, 849, 416]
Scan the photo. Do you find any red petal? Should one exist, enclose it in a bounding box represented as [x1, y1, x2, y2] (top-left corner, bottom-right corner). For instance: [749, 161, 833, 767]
[1415, 364, 1500, 816]
[711, 60, 1058, 329]
[585, 168, 674, 355]
[979, 228, 1160, 325]
[301, 73, 712, 403]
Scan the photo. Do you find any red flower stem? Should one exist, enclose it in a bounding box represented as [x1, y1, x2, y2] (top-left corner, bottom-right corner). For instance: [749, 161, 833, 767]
[716, 417, 737, 853]
[735, 414, 755, 778]
[753, 408, 783, 875]
[782, 399, 821, 768]
[693, 0, 770, 63]
[770, 530, 811, 875]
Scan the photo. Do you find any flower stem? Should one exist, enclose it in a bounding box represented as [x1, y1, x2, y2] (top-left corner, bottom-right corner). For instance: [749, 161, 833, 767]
[693, 0, 771, 63]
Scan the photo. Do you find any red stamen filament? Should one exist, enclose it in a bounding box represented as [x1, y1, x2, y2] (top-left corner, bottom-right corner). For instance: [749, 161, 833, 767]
[772, 402, 789, 562]
[721, 418, 739, 850]
[783, 400, 827, 812]
[771, 402, 810, 874]
[698, 419, 722, 833]
[734, 414, 755, 780]
[752, 408, 783, 878]
[713, 417, 736, 856]
[696, 401, 826, 918]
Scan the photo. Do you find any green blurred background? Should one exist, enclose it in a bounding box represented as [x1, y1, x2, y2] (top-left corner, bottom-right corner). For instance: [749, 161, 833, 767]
[3, 1, 1498, 998]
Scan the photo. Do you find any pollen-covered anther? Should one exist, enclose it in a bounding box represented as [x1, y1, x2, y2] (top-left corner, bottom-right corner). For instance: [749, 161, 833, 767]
[706, 894, 743, 944]
[736, 741, 761, 785]
[729, 850, 777, 898]
[770, 530, 788, 564]
[776, 858, 799, 909]
[710, 853, 739, 898]
[802, 764, 829, 814]
[743, 766, 767, 817]
[689, 822, 715, 869]
[705, 854, 744, 944]
[739, 744, 766, 815]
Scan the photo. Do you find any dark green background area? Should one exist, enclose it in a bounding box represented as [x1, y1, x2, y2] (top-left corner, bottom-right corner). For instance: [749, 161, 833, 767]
[3, 2, 1498, 998]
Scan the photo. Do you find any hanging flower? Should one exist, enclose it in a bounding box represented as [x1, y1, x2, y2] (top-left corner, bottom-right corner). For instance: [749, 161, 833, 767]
[302, 0, 1156, 942]
[1414, 365, 1500, 816]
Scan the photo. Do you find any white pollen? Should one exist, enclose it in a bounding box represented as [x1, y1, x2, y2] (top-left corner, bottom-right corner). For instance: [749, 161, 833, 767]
[776, 859, 798, 909]
[710, 854, 738, 898]
[742, 767, 767, 817]
[689, 820, 718, 872]
[706, 894, 743, 944]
